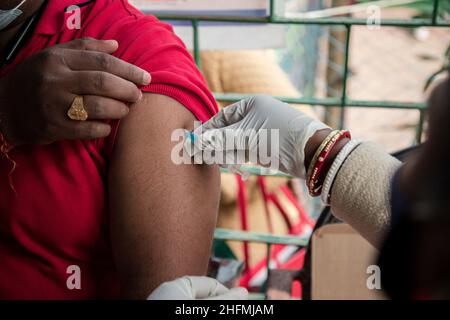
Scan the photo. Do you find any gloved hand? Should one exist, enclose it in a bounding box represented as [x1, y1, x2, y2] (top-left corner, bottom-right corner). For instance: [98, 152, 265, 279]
[147, 276, 248, 300]
[189, 94, 329, 178]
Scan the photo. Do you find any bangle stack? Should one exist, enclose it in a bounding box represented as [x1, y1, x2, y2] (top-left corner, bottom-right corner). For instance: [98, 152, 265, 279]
[320, 139, 361, 205]
[306, 130, 351, 197]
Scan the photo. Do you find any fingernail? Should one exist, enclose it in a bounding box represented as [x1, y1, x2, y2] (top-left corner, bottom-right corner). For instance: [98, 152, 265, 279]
[142, 71, 151, 85]
[105, 39, 118, 46]
[139, 91, 143, 100]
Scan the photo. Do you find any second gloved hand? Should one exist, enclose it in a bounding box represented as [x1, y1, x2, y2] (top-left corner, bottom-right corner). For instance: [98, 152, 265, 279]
[190, 95, 328, 178]
[147, 276, 248, 300]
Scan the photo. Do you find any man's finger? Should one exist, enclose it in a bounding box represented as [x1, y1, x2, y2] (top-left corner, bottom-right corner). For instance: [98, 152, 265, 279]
[57, 38, 119, 54]
[67, 121, 112, 140]
[82, 95, 129, 120]
[65, 50, 151, 86]
[72, 71, 142, 103]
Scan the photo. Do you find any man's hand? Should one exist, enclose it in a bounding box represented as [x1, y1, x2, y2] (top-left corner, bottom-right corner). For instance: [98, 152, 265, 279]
[0, 38, 151, 146]
[147, 276, 248, 300]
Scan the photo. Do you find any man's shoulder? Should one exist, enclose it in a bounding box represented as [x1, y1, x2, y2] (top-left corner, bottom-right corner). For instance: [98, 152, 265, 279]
[81, 0, 181, 62]
[80, 1, 217, 140]
[83, 0, 173, 38]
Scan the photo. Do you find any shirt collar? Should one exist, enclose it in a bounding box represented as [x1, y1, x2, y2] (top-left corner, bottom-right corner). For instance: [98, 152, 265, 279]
[35, 0, 93, 35]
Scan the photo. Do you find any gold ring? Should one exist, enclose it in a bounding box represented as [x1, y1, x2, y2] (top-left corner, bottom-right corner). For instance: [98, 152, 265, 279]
[67, 95, 88, 121]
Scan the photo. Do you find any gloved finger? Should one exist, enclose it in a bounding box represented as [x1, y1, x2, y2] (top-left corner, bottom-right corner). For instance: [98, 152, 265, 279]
[198, 126, 238, 152]
[200, 98, 251, 132]
[186, 276, 229, 299]
[206, 287, 249, 300]
[198, 127, 258, 162]
[198, 150, 248, 170]
[147, 279, 194, 300]
[219, 150, 279, 172]
[184, 123, 244, 158]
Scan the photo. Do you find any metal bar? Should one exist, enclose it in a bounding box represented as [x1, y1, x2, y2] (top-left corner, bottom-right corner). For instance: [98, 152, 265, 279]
[324, 2, 348, 129]
[269, 0, 276, 22]
[192, 19, 201, 68]
[415, 109, 426, 144]
[265, 243, 271, 300]
[220, 166, 290, 178]
[248, 293, 266, 300]
[154, 14, 450, 27]
[214, 93, 341, 106]
[213, 93, 427, 110]
[285, 0, 423, 19]
[266, 243, 271, 280]
[432, 0, 439, 25]
[339, 24, 352, 129]
[266, 243, 271, 273]
[214, 228, 309, 246]
[346, 99, 426, 109]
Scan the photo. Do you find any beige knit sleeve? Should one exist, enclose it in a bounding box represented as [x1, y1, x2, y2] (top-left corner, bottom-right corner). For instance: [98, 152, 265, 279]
[330, 142, 402, 248]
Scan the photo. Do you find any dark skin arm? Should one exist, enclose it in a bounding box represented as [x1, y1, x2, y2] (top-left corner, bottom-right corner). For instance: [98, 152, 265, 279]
[109, 93, 220, 299]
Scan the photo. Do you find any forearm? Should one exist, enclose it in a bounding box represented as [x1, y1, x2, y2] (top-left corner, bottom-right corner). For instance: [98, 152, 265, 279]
[305, 129, 401, 248]
[330, 142, 401, 247]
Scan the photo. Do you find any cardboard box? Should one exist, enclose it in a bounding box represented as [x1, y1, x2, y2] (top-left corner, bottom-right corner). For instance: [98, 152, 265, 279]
[311, 223, 387, 300]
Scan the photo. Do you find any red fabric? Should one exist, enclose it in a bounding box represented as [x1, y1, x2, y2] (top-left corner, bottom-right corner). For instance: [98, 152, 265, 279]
[0, 0, 217, 299]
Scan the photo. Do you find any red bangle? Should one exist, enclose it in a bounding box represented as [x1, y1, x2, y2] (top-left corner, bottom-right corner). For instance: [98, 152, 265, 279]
[308, 130, 351, 196]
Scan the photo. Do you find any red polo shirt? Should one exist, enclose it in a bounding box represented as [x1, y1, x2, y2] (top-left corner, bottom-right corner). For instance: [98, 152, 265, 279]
[0, 0, 217, 299]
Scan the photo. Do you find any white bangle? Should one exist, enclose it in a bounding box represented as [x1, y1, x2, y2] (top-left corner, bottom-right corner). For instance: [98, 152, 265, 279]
[321, 139, 362, 205]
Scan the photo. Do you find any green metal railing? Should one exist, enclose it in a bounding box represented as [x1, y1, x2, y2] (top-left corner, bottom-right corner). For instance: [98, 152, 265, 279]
[154, 0, 448, 296]
[214, 228, 309, 299]
[155, 0, 447, 144]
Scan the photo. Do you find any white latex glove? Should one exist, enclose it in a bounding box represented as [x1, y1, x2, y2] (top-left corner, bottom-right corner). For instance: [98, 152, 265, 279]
[147, 276, 248, 300]
[188, 94, 329, 178]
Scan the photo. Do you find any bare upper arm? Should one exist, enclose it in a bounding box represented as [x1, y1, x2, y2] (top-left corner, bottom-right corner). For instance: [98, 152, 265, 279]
[108, 93, 220, 298]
